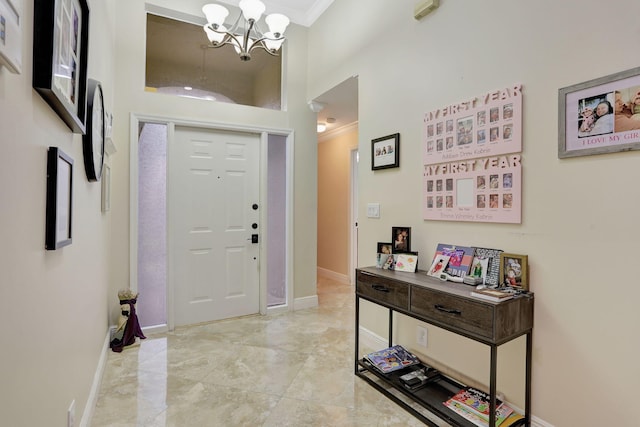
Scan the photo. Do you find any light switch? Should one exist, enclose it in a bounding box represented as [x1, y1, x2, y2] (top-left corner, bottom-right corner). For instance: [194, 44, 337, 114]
[367, 203, 380, 218]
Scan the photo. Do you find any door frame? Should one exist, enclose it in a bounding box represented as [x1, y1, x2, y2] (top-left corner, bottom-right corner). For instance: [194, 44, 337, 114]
[129, 113, 295, 331]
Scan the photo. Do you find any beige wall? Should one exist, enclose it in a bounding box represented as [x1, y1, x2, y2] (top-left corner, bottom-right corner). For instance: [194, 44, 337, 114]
[0, 0, 317, 425]
[317, 127, 358, 278]
[0, 1, 116, 426]
[308, 0, 640, 425]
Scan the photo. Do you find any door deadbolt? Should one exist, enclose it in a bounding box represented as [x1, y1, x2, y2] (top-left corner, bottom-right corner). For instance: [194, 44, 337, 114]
[252, 203, 259, 210]
[252, 223, 258, 229]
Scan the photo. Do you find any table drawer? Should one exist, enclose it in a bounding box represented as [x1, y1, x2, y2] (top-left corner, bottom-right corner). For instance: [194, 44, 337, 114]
[411, 286, 493, 339]
[356, 270, 409, 310]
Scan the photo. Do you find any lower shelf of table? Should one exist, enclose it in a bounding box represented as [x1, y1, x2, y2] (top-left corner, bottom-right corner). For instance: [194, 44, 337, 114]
[356, 359, 526, 427]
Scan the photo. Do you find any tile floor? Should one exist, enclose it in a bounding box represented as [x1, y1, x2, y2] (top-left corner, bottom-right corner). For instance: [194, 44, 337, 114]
[90, 277, 430, 426]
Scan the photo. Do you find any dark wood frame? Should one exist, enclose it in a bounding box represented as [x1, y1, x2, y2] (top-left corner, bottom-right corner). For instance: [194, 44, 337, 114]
[33, 0, 89, 134]
[377, 242, 392, 254]
[46, 147, 74, 250]
[371, 133, 400, 170]
[391, 226, 411, 254]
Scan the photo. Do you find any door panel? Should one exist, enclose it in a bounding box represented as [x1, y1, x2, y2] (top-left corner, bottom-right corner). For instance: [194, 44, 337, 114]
[171, 126, 260, 326]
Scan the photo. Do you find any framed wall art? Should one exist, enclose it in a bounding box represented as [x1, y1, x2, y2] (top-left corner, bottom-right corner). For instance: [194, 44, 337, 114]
[33, 0, 89, 134]
[101, 163, 111, 212]
[0, 0, 22, 73]
[45, 147, 73, 250]
[559, 66, 640, 158]
[372, 133, 400, 170]
[499, 253, 528, 290]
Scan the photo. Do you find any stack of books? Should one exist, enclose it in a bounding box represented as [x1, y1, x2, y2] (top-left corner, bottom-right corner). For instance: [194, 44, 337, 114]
[443, 386, 514, 427]
[364, 345, 420, 374]
[470, 288, 514, 302]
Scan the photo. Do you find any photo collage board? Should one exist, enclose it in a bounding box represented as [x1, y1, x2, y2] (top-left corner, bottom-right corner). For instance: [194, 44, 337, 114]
[423, 84, 524, 223]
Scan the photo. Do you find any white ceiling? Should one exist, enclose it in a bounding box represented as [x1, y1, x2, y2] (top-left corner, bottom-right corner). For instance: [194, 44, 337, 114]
[216, 0, 335, 27]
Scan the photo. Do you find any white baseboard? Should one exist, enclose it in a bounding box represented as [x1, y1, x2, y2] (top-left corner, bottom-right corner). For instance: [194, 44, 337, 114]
[79, 328, 111, 427]
[317, 267, 350, 284]
[293, 294, 318, 310]
[357, 325, 553, 427]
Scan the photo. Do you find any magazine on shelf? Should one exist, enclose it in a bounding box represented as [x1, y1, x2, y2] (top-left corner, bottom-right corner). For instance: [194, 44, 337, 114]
[470, 288, 514, 302]
[445, 386, 513, 425]
[444, 400, 514, 427]
[364, 345, 420, 373]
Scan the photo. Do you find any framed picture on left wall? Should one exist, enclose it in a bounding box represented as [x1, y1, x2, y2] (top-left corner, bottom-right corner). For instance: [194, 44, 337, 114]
[33, 0, 89, 133]
[45, 147, 74, 250]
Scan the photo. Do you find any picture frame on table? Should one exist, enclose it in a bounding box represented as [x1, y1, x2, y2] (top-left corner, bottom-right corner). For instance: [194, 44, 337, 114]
[558, 66, 640, 159]
[471, 247, 503, 287]
[33, 0, 89, 134]
[45, 147, 73, 250]
[372, 133, 400, 170]
[391, 227, 411, 253]
[499, 253, 528, 290]
[377, 242, 393, 255]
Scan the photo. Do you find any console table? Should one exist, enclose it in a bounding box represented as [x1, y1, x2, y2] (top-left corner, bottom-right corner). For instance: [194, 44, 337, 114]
[355, 267, 534, 426]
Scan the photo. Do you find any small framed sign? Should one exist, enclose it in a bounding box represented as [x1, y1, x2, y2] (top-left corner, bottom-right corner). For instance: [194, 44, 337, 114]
[372, 133, 400, 170]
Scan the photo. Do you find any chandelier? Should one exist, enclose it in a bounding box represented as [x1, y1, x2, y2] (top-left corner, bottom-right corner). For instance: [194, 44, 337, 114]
[202, 0, 290, 61]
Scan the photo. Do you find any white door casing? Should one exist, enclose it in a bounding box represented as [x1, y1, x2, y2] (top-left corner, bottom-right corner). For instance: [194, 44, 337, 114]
[170, 126, 260, 326]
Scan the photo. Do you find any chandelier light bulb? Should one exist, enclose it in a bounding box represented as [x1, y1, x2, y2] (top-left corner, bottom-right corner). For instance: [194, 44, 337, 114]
[265, 13, 290, 37]
[203, 24, 227, 44]
[202, 4, 229, 27]
[239, 0, 266, 22]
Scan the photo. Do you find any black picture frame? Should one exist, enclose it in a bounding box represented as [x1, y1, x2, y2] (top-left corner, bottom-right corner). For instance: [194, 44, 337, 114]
[391, 227, 411, 253]
[46, 147, 74, 250]
[371, 133, 400, 170]
[377, 242, 392, 255]
[33, 0, 89, 134]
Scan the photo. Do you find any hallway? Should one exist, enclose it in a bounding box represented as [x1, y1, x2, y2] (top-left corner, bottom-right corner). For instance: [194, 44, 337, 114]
[91, 277, 425, 426]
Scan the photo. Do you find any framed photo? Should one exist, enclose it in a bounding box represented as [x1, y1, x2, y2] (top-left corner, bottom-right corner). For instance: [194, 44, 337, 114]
[391, 227, 411, 253]
[33, 0, 89, 134]
[499, 253, 528, 290]
[433, 244, 475, 278]
[0, 0, 22, 73]
[377, 242, 392, 255]
[558, 66, 640, 158]
[101, 163, 111, 212]
[471, 247, 503, 287]
[372, 133, 400, 170]
[45, 147, 73, 250]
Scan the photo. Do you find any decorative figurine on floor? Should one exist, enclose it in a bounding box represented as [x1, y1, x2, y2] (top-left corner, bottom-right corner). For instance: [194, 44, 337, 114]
[110, 289, 146, 352]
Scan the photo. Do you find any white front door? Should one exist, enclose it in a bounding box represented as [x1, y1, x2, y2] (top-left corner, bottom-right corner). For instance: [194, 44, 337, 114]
[170, 126, 260, 326]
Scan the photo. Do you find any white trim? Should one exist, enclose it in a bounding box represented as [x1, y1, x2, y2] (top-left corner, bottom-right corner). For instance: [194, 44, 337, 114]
[266, 303, 290, 316]
[79, 328, 111, 427]
[293, 294, 319, 310]
[141, 324, 168, 335]
[317, 267, 350, 285]
[318, 121, 358, 143]
[358, 325, 388, 352]
[349, 148, 359, 285]
[130, 113, 294, 331]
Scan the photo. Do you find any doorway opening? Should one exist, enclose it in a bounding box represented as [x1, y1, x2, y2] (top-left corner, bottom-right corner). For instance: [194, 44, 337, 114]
[133, 117, 291, 331]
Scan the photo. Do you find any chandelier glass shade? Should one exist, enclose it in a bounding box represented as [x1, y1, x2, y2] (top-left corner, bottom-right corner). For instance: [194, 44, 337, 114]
[202, 0, 290, 61]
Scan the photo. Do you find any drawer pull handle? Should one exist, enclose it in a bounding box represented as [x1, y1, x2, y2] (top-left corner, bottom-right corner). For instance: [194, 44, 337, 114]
[372, 285, 390, 293]
[435, 304, 461, 315]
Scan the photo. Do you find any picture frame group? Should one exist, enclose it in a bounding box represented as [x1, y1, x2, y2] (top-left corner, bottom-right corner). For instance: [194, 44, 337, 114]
[376, 227, 417, 272]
